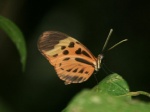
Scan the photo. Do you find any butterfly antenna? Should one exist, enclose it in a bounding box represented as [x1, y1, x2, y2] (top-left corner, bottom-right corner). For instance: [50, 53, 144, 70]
[101, 29, 113, 52]
[108, 39, 128, 51]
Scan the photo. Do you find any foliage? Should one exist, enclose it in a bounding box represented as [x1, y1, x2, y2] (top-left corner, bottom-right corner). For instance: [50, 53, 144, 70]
[63, 73, 150, 112]
[0, 15, 27, 71]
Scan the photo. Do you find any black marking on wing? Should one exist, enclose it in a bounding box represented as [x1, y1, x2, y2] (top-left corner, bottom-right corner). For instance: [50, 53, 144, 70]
[68, 42, 75, 48]
[53, 54, 58, 57]
[61, 46, 66, 50]
[73, 68, 78, 72]
[63, 50, 69, 55]
[59, 63, 62, 67]
[38, 31, 68, 51]
[63, 57, 70, 61]
[82, 50, 91, 58]
[79, 68, 84, 73]
[75, 58, 94, 67]
[85, 71, 89, 74]
[75, 48, 82, 54]
[66, 69, 72, 72]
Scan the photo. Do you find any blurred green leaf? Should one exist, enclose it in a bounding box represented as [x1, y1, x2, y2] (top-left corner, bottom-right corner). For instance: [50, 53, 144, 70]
[63, 90, 150, 112]
[0, 15, 27, 71]
[93, 73, 130, 96]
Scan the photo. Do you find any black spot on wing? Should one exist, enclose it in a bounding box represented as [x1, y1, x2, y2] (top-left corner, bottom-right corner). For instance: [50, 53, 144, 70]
[63, 50, 69, 55]
[85, 71, 89, 74]
[53, 54, 58, 57]
[66, 69, 72, 72]
[79, 68, 84, 73]
[61, 46, 66, 50]
[82, 50, 91, 58]
[73, 68, 78, 73]
[59, 63, 62, 67]
[75, 58, 94, 67]
[68, 42, 75, 48]
[61, 68, 64, 70]
[75, 48, 82, 54]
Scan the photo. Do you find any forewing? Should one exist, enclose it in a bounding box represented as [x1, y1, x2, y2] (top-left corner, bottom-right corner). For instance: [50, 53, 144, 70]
[37, 31, 96, 66]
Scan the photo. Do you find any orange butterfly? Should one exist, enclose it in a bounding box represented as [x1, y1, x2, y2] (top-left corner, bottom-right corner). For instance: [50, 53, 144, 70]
[37, 29, 127, 85]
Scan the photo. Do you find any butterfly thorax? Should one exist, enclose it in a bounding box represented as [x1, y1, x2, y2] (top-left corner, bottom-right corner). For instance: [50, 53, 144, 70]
[95, 54, 103, 71]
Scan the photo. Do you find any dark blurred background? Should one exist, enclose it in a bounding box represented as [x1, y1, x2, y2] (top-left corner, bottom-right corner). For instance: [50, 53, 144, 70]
[0, 0, 150, 112]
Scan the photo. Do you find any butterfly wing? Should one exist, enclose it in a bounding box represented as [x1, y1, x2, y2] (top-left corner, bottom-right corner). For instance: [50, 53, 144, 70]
[38, 31, 97, 84]
[54, 55, 95, 84]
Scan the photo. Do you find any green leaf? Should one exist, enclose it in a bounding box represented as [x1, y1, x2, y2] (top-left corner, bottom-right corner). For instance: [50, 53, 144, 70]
[93, 73, 130, 96]
[0, 15, 27, 71]
[63, 90, 150, 112]
[63, 73, 150, 112]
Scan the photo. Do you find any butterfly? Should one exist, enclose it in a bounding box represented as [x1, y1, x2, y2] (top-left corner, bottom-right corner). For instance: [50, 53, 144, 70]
[37, 29, 127, 85]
